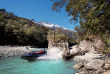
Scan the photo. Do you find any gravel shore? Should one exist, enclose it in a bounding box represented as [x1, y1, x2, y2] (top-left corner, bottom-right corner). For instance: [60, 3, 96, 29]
[0, 46, 29, 59]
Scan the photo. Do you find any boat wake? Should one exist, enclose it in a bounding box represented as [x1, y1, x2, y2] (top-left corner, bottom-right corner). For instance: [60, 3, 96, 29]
[37, 47, 63, 60]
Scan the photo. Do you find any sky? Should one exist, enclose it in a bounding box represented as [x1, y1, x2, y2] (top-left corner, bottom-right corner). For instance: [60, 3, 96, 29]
[0, 0, 80, 30]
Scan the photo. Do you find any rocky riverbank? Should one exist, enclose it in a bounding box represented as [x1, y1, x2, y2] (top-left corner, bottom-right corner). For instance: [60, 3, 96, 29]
[0, 46, 29, 59]
[62, 40, 110, 74]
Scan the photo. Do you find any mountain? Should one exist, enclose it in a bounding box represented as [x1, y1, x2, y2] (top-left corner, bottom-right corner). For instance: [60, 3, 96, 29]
[34, 21, 75, 37]
[37, 21, 68, 30]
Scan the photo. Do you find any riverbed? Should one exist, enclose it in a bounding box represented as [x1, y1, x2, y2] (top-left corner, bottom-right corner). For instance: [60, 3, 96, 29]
[0, 57, 77, 74]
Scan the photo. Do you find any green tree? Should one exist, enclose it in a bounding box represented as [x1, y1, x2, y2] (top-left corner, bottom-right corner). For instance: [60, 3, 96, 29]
[0, 9, 6, 13]
[51, 0, 110, 35]
[51, 0, 110, 54]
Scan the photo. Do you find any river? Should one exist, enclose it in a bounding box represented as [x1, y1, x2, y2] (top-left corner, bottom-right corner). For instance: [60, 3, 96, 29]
[0, 47, 77, 74]
[0, 57, 78, 74]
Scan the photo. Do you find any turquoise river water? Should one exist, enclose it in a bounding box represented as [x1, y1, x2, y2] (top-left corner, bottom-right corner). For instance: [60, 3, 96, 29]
[0, 57, 77, 74]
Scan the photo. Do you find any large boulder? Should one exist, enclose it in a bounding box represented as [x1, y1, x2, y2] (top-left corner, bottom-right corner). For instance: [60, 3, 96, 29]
[79, 40, 97, 53]
[85, 60, 104, 70]
[62, 40, 98, 60]
[70, 45, 81, 55]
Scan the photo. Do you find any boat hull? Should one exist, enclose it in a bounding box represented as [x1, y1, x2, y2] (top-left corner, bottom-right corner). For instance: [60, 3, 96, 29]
[21, 51, 46, 60]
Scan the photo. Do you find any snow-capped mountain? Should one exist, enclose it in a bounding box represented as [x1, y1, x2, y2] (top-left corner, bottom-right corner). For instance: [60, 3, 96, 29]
[32, 20, 75, 37]
[37, 21, 68, 30]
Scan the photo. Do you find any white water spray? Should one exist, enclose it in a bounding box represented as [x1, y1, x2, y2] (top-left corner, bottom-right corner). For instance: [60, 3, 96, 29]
[37, 47, 63, 60]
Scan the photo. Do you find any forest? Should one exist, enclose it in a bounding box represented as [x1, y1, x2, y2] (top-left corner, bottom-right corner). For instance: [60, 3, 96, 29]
[0, 9, 75, 47]
[0, 9, 49, 47]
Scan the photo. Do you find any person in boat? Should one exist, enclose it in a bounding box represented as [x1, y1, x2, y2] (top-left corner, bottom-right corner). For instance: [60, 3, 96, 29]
[41, 50, 43, 53]
[32, 51, 36, 55]
[38, 50, 40, 53]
